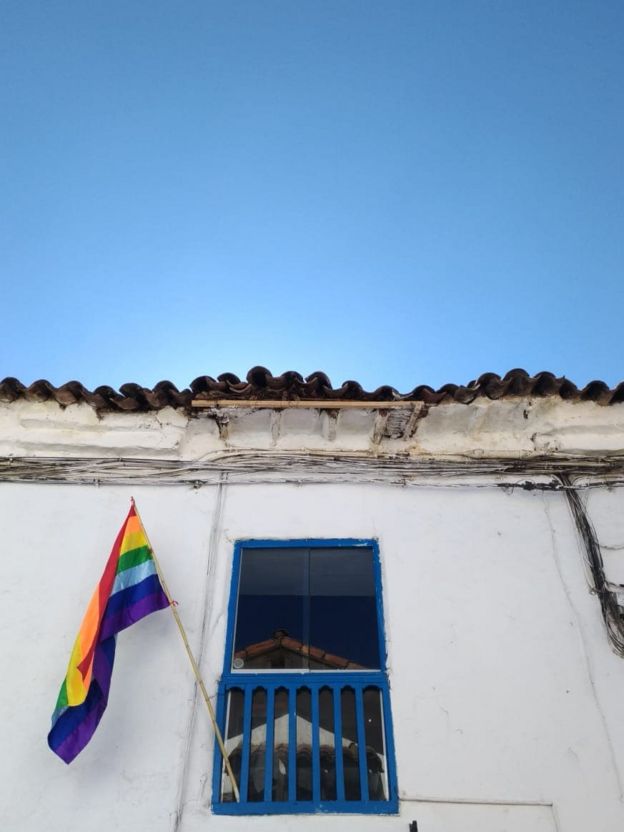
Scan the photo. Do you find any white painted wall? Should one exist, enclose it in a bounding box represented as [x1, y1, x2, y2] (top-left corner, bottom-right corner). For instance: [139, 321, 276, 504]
[2, 477, 624, 832]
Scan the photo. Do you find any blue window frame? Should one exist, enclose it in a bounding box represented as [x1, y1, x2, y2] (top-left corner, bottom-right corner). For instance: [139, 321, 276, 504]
[212, 539, 398, 815]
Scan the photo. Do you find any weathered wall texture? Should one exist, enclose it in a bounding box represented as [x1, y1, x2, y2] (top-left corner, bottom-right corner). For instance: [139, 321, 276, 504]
[2, 395, 624, 459]
[1, 398, 623, 832]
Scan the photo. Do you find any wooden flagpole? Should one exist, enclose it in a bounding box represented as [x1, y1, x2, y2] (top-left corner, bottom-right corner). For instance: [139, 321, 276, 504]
[131, 498, 240, 802]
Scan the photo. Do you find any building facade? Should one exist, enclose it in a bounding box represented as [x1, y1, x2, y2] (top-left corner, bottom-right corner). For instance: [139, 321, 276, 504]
[1, 369, 624, 832]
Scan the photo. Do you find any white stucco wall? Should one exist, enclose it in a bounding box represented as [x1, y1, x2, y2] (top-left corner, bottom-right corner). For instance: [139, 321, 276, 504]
[2, 476, 624, 832]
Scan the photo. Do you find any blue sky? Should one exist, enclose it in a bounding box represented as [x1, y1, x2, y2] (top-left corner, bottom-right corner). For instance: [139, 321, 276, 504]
[1, 2, 622, 392]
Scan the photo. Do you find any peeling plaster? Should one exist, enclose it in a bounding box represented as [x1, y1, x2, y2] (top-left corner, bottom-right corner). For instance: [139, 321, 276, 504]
[3, 398, 624, 461]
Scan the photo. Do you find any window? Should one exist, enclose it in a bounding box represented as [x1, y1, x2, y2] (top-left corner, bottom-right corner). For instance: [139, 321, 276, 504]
[212, 539, 398, 815]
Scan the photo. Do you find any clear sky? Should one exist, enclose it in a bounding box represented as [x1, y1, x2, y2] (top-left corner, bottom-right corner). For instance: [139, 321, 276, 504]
[1, 2, 622, 393]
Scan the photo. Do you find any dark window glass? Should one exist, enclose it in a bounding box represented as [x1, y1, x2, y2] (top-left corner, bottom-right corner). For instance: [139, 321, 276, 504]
[296, 688, 312, 800]
[221, 688, 243, 802]
[272, 688, 289, 801]
[309, 547, 379, 670]
[232, 546, 379, 671]
[340, 687, 361, 800]
[363, 687, 387, 800]
[248, 688, 267, 801]
[234, 548, 308, 670]
[319, 687, 336, 800]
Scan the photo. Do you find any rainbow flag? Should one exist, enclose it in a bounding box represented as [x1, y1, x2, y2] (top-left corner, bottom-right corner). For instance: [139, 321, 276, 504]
[48, 503, 170, 763]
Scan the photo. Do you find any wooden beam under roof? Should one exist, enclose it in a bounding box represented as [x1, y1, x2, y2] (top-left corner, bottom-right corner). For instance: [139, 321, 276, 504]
[191, 398, 423, 410]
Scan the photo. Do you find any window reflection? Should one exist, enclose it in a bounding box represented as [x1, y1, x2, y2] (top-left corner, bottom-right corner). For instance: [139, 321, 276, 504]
[248, 688, 267, 801]
[363, 687, 387, 800]
[309, 548, 379, 670]
[341, 687, 361, 800]
[233, 547, 380, 671]
[234, 548, 308, 670]
[296, 688, 312, 800]
[319, 687, 336, 800]
[272, 688, 289, 801]
[221, 688, 243, 802]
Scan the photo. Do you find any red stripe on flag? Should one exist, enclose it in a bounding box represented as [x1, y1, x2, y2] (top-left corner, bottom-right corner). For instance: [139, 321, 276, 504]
[76, 508, 134, 678]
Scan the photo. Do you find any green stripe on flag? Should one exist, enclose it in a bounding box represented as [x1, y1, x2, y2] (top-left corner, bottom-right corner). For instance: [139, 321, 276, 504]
[55, 679, 68, 711]
[116, 545, 152, 573]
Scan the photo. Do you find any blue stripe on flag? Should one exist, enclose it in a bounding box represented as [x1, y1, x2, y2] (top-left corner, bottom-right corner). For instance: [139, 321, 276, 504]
[111, 559, 157, 596]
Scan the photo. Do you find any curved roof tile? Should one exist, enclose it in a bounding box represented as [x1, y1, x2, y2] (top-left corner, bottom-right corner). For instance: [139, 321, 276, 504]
[0, 367, 622, 412]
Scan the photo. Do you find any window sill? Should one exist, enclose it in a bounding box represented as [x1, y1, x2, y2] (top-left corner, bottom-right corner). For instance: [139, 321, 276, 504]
[212, 798, 399, 815]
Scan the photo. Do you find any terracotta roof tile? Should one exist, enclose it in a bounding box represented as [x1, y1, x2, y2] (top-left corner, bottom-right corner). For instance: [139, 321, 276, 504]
[234, 630, 365, 670]
[0, 367, 622, 411]
[321, 652, 350, 670]
[280, 636, 305, 653]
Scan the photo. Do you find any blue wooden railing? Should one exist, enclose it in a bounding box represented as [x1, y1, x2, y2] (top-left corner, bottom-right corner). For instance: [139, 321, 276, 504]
[212, 672, 398, 815]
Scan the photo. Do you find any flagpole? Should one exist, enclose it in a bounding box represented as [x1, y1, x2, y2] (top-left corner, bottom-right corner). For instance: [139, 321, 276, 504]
[131, 498, 241, 803]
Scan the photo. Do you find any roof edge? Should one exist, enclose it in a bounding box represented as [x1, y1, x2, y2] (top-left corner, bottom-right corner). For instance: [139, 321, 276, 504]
[1, 367, 623, 412]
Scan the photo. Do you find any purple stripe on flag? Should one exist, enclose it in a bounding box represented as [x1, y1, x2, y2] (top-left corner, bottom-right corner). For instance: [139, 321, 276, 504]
[49, 636, 116, 764]
[100, 587, 170, 641]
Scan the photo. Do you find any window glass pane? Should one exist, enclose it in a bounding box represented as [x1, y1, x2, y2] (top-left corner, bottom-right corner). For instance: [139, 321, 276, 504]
[248, 688, 267, 801]
[272, 688, 289, 801]
[319, 687, 336, 800]
[233, 548, 309, 670]
[296, 688, 312, 800]
[221, 689, 243, 802]
[309, 547, 380, 670]
[340, 687, 361, 800]
[363, 687, 388, 801]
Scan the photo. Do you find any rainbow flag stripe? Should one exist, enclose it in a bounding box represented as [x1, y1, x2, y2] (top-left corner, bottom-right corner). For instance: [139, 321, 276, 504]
[48, 504, 170, 764]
